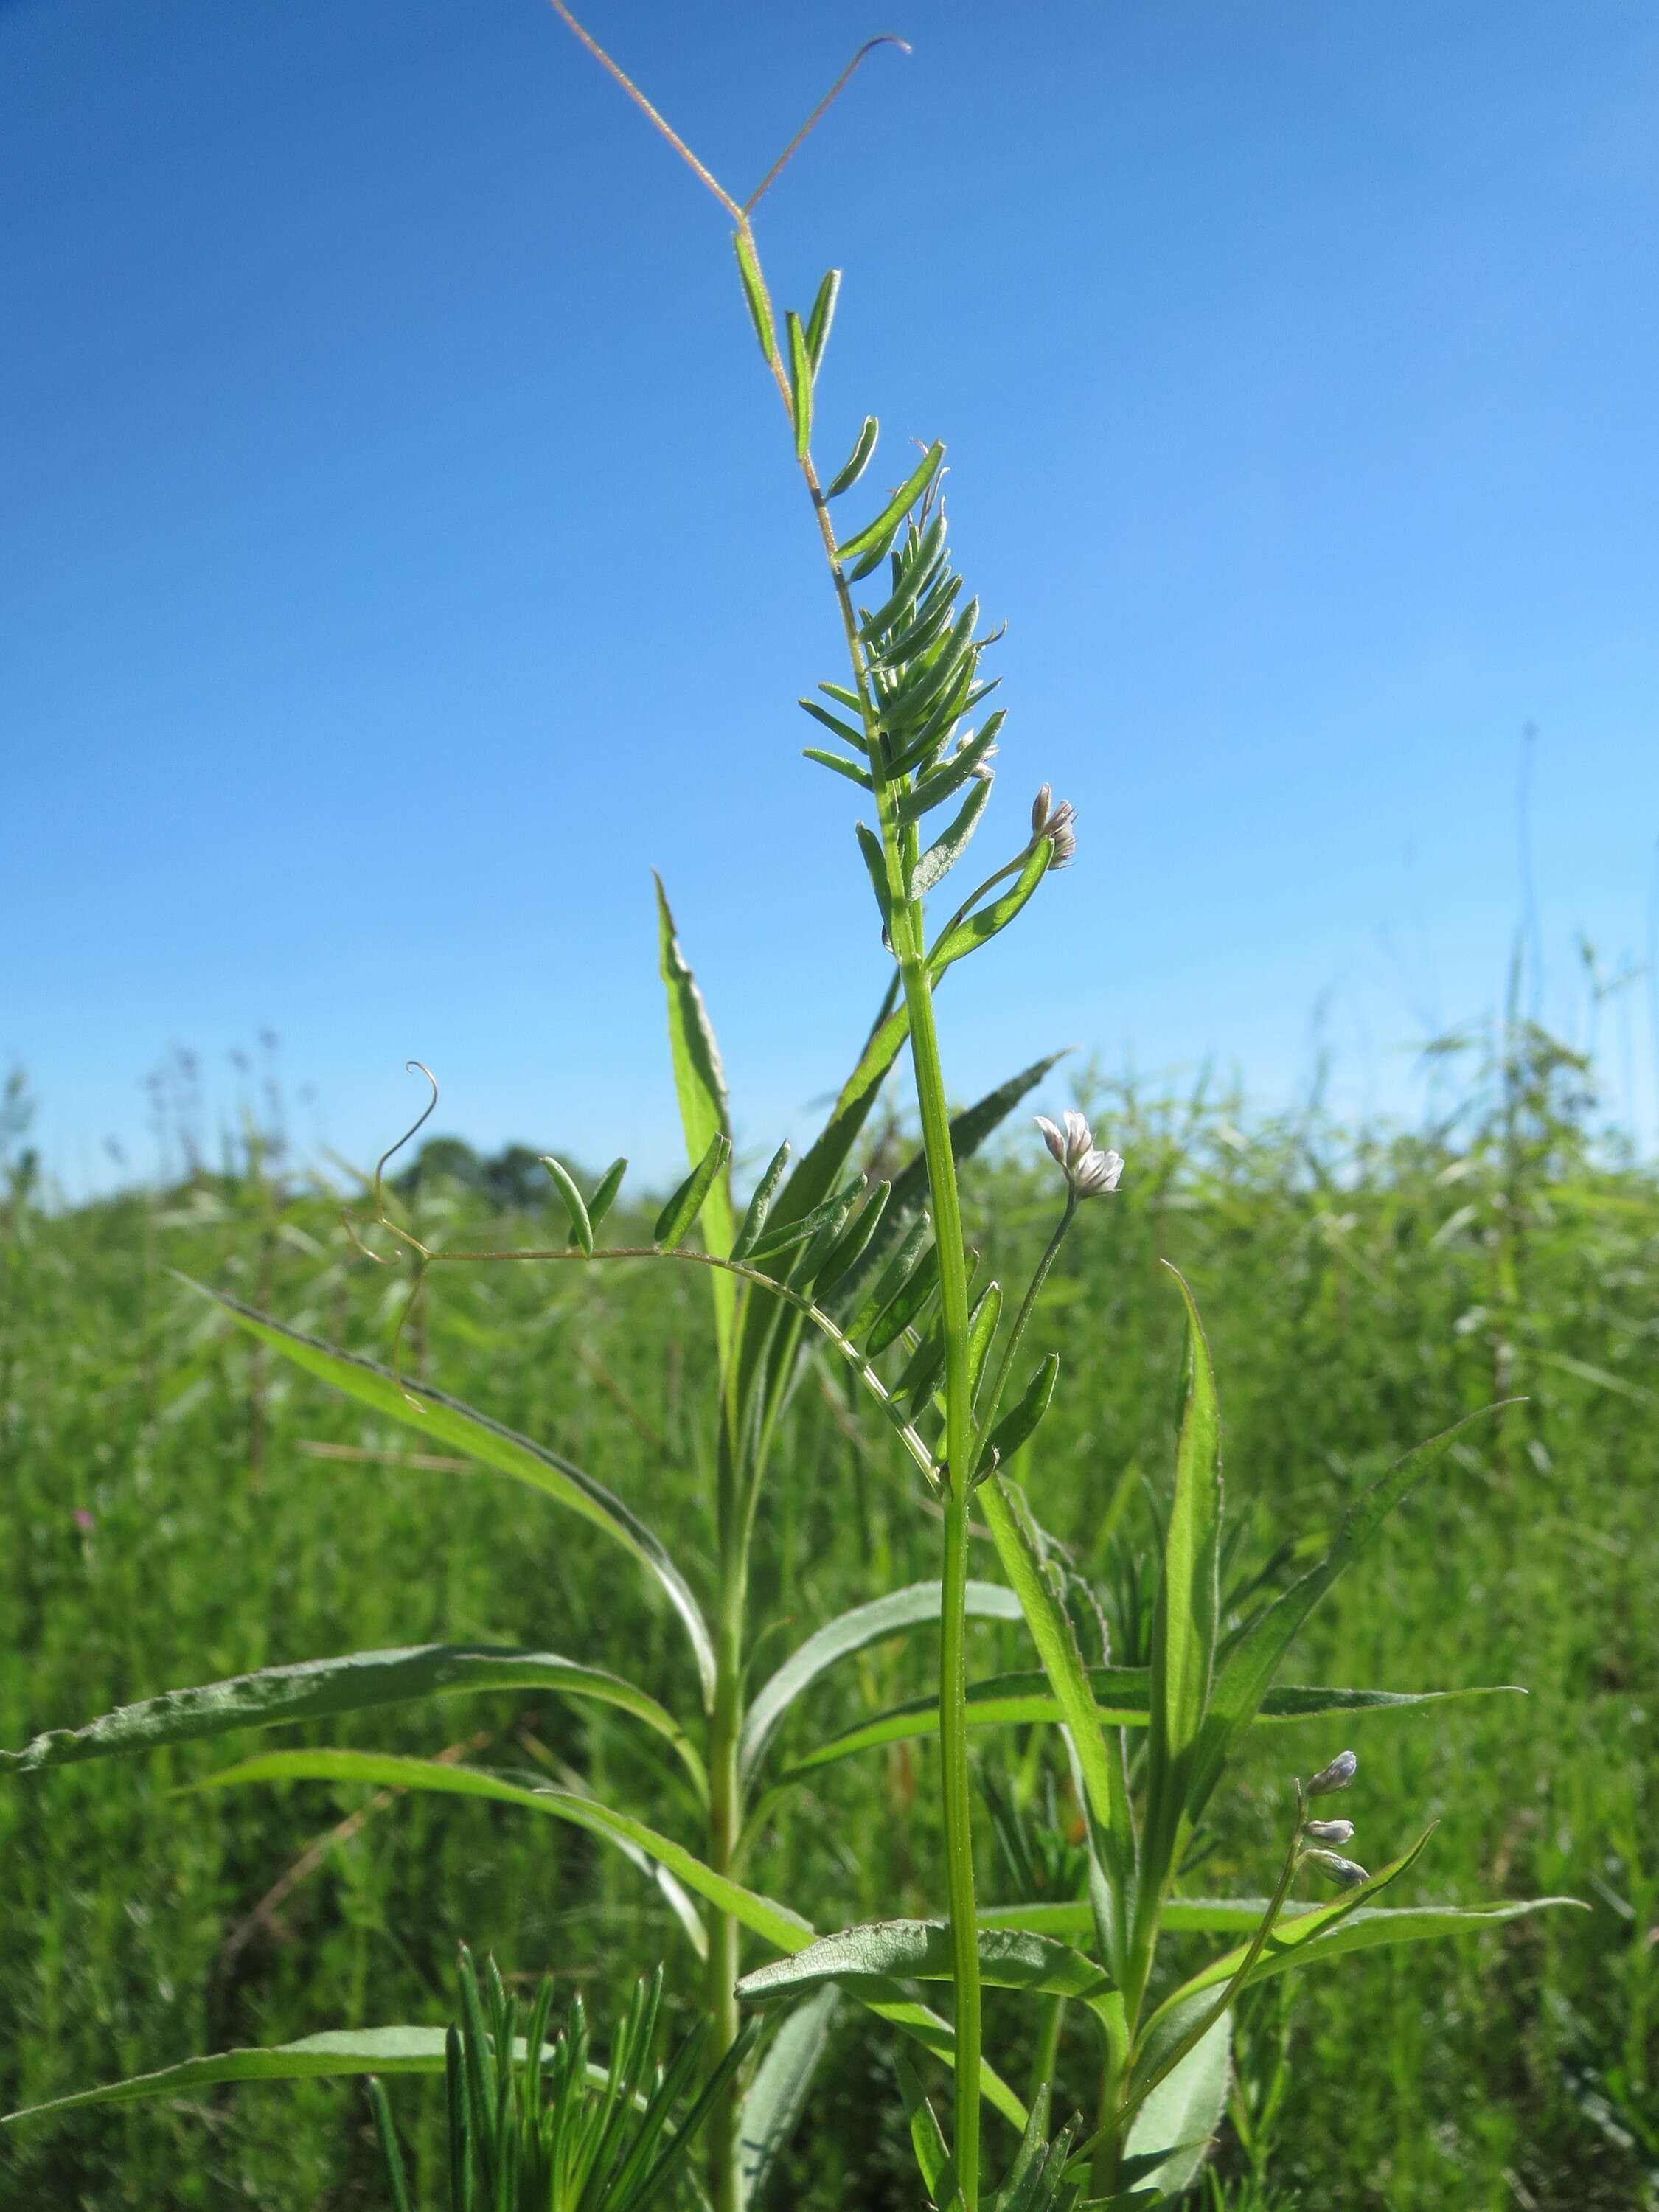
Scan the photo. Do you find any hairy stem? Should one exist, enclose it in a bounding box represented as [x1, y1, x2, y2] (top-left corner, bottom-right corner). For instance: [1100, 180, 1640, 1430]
[890, 939, 984, 2208]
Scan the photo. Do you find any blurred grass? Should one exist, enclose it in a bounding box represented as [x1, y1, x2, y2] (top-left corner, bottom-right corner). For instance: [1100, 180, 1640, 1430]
[0, 1039, 1654, 2208]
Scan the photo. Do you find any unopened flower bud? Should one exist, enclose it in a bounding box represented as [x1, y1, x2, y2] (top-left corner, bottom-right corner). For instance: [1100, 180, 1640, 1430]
[1305, 1750, 1357, 1798]
[1304, 1848, 1369, 1888]
[1029, 784, 1077, 868]
[1303, 1818, 1355, 1846]
[1034, 1110, 1123, 1200]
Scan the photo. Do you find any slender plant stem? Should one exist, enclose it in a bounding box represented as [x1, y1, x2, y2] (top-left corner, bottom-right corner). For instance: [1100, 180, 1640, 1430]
[729, 192, 991, 2200]
[704, 1526, 748, 2212]
[974, 1192, 1077, 1455]
[896, 946, 984, 2212]
[1080, 1789, 1309, 2189]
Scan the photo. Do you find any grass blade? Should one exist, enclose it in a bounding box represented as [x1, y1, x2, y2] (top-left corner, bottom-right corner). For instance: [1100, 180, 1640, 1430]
[737, 1919, 1119, 2037]
[1141, 1265, 1223, 1906]
[1189, 1403, 1514, 1827]
[4, 2028, 493, 2123]
[1, 1643, 705, 1794]
[735, 1989, 838, 2208]
[739, 1579, 1021, 1784]
[178, 1279, 717, 1707]
[655, 877, 737, 1349]
[194, 1749, 813, 1952]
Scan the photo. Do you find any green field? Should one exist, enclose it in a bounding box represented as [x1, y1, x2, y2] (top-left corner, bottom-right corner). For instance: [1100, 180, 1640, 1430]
[1, 1038, 1654, 2208]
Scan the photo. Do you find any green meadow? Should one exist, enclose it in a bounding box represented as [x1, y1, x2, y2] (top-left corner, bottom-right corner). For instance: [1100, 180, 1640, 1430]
[1, 1026, 1652, 2209]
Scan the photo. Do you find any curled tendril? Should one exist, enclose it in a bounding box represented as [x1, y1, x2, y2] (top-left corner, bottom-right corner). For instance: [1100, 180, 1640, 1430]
[341, 1066, 442, 1394]
[340, 1065, 942, 1479]
[742, 37, 911, 215]
[372, 1062, 439, 1222]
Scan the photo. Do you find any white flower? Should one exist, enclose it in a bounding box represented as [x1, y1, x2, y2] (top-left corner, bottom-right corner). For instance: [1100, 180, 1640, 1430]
[1029, 784, 1077, 868]
[1305, 1750, 1357, 1798]
[1304, 1848, 1369, 1888]
[1303, 1818, 1355, 1846]
[1034, 1110, 1123, 1199]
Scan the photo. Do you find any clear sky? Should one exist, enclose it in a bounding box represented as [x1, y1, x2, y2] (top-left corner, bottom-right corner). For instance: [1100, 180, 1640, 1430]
[7, 0, 1659, 1192]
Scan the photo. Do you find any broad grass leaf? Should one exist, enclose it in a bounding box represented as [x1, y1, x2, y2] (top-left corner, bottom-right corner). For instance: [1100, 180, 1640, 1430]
[184, 1751, 1022, 2126]
[1142, 1266, 1223, 1902]
[738, 1579, 1021, 1785]
[179, 1281, 716, 1705]
[978, 1482, 1127, 1856]
[786, 1664, 1514, 1790]
[4, 2028, 489, 2123]
[1, 1644, 704, 1795]
[778, 1666, 1157, 1781]
[736, 1989, 838, 2209]
[194, 1750, 810, 1952]
[737, 1919, 1119, 2036]
[1189, 1403, 1513, 1828]
[1121, 2009, 1230, 2199]
[1149, 1854, 1584, 2042]
[655, 877, 737, 1353]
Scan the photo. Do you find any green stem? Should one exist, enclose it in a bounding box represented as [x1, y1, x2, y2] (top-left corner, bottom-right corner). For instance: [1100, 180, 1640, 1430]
[897, 949, 984, 2212]
[1079, 1791, 1308, 2187]
[1029, 1992, 1066, 2105]
[731, 209, 986, 2207]
[704, 1427, 754, 2212]
[973, 1192, 1077, 1459]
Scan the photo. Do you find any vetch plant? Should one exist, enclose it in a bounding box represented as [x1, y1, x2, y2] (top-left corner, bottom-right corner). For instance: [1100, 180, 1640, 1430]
[1, 13, 1583, 2208]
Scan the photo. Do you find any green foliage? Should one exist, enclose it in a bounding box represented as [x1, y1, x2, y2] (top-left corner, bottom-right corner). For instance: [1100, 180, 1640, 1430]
[368, 1952, 748, 2212]
[0, 23, 1638, 2212]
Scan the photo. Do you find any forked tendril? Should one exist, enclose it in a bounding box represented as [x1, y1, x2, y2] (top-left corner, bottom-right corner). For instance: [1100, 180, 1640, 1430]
[345, 1073, 941, 1476]
[544, 1, 907, 223]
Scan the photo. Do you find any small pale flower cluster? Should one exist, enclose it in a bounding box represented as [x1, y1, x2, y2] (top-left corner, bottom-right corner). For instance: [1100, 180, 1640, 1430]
[1029, 784, 1077, 868]
[1035, 1109, 1123, 1199]
[1301, 1750, 1368, 1886]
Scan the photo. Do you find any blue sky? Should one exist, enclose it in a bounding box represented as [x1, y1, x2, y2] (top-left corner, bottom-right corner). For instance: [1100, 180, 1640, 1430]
[6, 0, 1659, 1192]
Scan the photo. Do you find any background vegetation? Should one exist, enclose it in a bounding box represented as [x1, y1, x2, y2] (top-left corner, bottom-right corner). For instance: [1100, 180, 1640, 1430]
[1, 1016, 1653, 2211]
